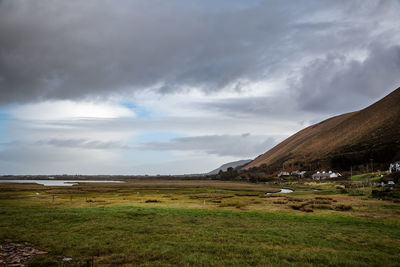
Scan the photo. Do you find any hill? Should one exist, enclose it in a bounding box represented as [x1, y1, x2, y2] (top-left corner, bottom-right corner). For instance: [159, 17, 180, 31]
[244, 87, 400, 172]
[208, 159, 252, 175]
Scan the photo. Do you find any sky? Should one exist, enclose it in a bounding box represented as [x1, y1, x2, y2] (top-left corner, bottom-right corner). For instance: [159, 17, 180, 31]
[0, 0, 400, 175]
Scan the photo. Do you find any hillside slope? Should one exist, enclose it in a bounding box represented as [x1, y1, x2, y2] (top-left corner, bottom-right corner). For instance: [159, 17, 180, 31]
[245, 87, 400, 172]
[208, 159, 252, 175]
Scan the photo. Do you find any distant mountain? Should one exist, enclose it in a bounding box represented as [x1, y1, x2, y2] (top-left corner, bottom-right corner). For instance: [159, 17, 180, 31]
[244, 87, 400, 172]
[209, 159, 252, 175]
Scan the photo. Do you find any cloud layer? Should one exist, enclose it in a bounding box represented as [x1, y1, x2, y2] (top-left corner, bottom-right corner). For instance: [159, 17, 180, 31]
[138, 134, 276, 157]
[0, 0, 400, 174]
[0, 0, 398, 106]
[0, 0, 288, 102]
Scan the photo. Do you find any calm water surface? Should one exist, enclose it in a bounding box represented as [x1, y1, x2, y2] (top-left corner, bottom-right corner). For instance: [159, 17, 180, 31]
[0, 180, 124, 186]
[266, 188, 294, 194]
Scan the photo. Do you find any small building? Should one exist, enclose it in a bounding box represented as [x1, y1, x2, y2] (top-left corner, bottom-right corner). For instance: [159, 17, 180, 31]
[312, 171, 341, 180]
[389, 161, 400, 173]
[277, 172, 290, 177]
[381, 181, 395, 187]
[328, 171, 340, 178]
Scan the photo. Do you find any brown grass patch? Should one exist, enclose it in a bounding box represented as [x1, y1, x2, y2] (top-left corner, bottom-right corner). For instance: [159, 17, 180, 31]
[273, 200, 288, 204]
[235, 193, 261, 197]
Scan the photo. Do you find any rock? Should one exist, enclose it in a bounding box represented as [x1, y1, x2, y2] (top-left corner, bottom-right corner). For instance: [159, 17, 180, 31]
[11, 257, 21, 263]
[0, 240, 50, 266]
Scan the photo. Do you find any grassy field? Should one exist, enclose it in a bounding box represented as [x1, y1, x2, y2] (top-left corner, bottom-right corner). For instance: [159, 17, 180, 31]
[350, 172, 386, 181]
[0, 180, 399, 266]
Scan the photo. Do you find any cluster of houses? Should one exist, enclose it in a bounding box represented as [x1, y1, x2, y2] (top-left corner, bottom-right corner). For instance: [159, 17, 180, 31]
[277, 171, 306, 178]
[276, 161, 399, 183]
[312, 171, 342, 181]
[277, 170, 341, 180]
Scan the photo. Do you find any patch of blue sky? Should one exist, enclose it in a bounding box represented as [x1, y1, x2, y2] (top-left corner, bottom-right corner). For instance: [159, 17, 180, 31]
[0, 113, 10, 119]
[120, 102, 151, 118]
[135, 131, 186, 143]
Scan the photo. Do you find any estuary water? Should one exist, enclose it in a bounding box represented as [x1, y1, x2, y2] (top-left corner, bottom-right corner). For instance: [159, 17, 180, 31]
[0, 180, 124, 186]
[266, 188, 294, 194]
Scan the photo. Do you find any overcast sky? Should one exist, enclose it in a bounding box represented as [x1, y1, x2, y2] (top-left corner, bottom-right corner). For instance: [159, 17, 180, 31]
[0, 0, 400, 175]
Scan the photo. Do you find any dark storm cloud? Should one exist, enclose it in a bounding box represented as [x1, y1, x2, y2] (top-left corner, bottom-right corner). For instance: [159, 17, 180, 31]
[137, 134, 276, 157]
[197, 94, 300, 119]
[0, 0, 295, 103]
[0, 0, 398, 116]
[293, 43, 400, 113]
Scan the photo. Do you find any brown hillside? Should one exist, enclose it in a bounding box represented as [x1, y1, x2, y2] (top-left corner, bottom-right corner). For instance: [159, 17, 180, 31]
[245, 87, 400, 171]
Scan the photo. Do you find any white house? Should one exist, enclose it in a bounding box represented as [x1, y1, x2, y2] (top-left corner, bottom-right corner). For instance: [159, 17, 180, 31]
[389, 161, 400, 173]
[381, 181, 395, 187]
[277, 172, 290, 177]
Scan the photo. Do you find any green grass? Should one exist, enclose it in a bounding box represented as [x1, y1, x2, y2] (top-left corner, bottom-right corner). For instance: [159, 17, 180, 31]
[350, 172, 384, 181]
[0, 180, 399, 266]
[351, 173, 372, 181]
[1, 204, 400, 266]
